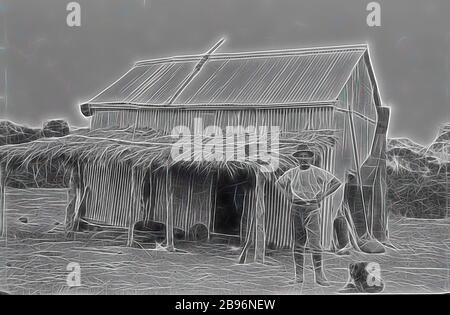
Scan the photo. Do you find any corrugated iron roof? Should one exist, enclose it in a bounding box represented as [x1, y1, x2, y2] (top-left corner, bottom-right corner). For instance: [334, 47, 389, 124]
[88, 44, 367, 107]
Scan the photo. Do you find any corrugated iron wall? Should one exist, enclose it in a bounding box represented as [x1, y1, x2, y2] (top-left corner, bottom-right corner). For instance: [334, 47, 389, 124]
[147, 170, 213, 233]
[90, 106, 334, 132]
[83, 162, 144, 226]
[82, 162, 213, 234]
[335, 56, 377, 170]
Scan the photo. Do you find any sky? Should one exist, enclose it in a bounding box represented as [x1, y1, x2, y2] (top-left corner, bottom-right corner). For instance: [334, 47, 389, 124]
[0, 0, 449, 145]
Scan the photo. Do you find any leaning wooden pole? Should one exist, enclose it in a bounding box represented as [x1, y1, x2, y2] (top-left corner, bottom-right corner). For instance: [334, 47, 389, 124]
[346, 109, 371, 238]
[360, 106, 390, 242]
[166, 37, 226, 105]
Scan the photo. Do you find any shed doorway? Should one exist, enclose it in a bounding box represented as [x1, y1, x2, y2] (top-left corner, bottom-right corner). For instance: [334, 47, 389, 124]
[213, 171, 250, 237]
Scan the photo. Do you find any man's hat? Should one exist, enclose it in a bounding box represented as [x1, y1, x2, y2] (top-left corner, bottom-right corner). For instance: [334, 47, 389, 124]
[292, 144, 314, 158]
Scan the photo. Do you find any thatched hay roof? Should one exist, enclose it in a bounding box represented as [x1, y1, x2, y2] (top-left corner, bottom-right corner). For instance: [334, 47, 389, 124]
[0, 127, 337, 178]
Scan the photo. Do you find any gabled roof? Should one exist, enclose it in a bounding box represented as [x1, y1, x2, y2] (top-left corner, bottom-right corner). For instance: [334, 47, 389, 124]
[81, 44, 374, 116]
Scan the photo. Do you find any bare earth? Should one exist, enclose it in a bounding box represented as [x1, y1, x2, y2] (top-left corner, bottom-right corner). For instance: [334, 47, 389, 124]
[0, 188, 448, 295]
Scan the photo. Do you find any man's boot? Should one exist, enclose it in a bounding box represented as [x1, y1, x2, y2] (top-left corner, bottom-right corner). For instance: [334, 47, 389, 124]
[312, 253, 330, 286]
[293, 251, 305, 284]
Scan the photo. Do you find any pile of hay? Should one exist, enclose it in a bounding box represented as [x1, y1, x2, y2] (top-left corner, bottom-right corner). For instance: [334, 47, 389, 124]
[0, 119, 71, 145]
[427, 123, 450, 162]
[0, 120, 72, 188]
[386, 130, 449, 219]
[0, 121, 41, 145]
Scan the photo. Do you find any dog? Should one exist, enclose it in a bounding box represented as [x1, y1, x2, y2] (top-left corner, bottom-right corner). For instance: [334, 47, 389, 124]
[341, 262, 384, 293]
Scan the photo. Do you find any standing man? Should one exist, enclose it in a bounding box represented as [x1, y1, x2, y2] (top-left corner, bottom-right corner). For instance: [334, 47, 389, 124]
[276, 145, 342, 286]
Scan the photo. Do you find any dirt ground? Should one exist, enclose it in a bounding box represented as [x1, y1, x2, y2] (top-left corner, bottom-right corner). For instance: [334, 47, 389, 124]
[0, 188, 448, 295]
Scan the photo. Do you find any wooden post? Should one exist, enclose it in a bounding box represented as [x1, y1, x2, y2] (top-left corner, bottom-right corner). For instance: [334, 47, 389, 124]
[72, 163, 87, 232]
[127, 168, 136, 247]
[165, 166, 175, 251]
[254, 171, 266, 263]
[207, 173, 216, 241]
[0, 165, 6, 237]
[238, 207, 254, 264]
[64, 167, 77, 235]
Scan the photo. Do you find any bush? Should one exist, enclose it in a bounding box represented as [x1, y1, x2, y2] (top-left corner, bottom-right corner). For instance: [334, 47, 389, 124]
[42, 119, 70, 138]
[0, 120, 41, 145]
[386, 146, 448, 219]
